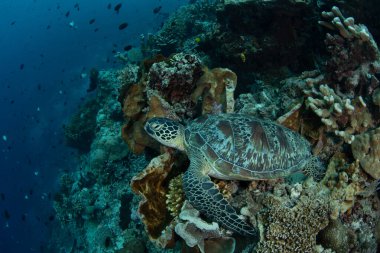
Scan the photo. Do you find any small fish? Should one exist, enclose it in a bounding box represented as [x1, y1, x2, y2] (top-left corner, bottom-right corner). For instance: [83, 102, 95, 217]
[74, 3, 79, 11]
[19, 64, 24, 70]
[107, 3, 111, 10]
[0, 193, 5, 200]
[124, 45, 132, 51]
[89, 18, 95, 24]
[10, 21, 16, 26]
[21, 214, 27, 221]
[46, 25, 51, 30]
[94, 28, 99, 32]
[69, 21, 77, 29]
[153, 6, 162, 14]
[114, 3, 122, 13]
[65, 11, 70, 17]
[3, 209, 10, 220]
[118, 22, 128, 30]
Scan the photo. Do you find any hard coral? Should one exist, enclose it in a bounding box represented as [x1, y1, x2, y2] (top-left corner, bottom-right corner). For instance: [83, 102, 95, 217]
[192, 67, 237, 114]
[256, 194, 330, 253]
[174, 201, 235, 253]
[317, 219, 349, 253]
[319, 6, 380, 97]
[321, 152, 366, 219]
[64, 99, 99, 152]
[351, 127, 380, 179]
[166, 174, 185, 217]
[147, 53, 203, 108]
[120, 53, 239, 154]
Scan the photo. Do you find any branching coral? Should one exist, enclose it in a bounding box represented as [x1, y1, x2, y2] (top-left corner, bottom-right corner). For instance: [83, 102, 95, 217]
[305, 83, 373, 143]
[319, 6, 380, 97]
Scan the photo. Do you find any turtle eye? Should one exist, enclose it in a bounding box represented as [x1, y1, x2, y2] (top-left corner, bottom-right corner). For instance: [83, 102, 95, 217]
[151, 123, 163, 131]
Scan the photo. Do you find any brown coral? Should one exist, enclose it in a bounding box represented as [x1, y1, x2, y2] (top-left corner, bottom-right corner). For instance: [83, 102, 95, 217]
[351, 127, 380, 179]
[130, 153, 175, 241]
[192, 67, 237, 114]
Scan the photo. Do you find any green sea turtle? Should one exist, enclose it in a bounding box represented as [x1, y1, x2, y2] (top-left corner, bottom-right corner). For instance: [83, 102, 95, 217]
[144, 114, 324, 236]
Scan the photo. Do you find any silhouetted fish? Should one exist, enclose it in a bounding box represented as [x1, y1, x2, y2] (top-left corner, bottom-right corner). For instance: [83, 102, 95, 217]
[74, 3, 79, 11]
[0, 193, 5, 200]
[94, 28, 99, 32]
[46, 25, 51, 29]
[89, 18, 95, 24]
[118, 23, 128, 30]
[10, 21, 16, 25]
[107, 3, 111, 10]
[114, 3, 122, 13]
[65, 11, 70, 17]
[19, 64, 24, 70]
[3, 209, 10, 220]
[124, 45, 132, 51]
[153, 6, 162, 14]
[21, 214, 27, 221]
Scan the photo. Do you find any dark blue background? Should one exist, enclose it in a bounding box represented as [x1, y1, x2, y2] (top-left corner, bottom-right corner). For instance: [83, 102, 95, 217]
[0, 0, 187, 252]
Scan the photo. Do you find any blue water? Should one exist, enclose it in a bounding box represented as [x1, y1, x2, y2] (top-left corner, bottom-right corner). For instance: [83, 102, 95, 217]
[0, 1, 187, 252]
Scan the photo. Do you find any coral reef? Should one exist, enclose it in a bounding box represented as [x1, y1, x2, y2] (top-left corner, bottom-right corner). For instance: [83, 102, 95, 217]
[174, 201, 235, 253]
[192, 67, 237, 114]
[351, 127, 380, 179]
[253, 183, 330, 252]
[130, 152, 174, 241]
[166, 174, 185, 217]
[63, 99, 99, 152]
[54, 1, 380, 253]
[120, 52, 238, 154]
[317, 219, 349, 253]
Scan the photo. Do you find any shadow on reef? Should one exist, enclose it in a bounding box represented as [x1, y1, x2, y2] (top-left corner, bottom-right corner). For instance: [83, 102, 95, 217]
[52, 1, 380, 252]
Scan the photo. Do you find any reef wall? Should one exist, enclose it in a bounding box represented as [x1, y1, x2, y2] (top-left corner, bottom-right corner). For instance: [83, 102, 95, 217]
[52, 1, 380, 252]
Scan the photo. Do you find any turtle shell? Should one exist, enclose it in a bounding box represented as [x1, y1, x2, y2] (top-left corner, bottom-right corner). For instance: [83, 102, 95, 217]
[184, 114, 312, 180]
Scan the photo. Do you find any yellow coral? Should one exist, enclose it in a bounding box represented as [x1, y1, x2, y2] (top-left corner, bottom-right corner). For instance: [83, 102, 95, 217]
[166, 174, 185, 217]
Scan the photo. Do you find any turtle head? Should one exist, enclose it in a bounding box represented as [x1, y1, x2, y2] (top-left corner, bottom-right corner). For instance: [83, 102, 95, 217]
[144, 117, 185, 151]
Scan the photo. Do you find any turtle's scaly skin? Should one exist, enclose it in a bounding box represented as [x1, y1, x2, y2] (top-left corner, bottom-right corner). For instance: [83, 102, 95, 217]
[145, 114, 315, 236]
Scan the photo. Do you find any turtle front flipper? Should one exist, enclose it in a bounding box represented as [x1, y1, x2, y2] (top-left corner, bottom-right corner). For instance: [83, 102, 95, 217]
[183, 160, 257, 237]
